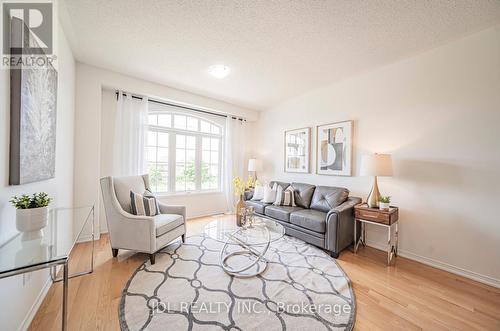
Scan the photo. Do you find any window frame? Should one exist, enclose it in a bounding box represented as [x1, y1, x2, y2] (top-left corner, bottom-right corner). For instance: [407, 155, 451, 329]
[147, 110, 224, 195]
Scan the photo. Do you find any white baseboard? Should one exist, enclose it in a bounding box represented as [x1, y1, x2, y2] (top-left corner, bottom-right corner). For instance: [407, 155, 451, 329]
[365, 239, 500, 289]
[18, 276, 52, 331]
[77, 232, 101, 243]
[186, 211, 228, 220]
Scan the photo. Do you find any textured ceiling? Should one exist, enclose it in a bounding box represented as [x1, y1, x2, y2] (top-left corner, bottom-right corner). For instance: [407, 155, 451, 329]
[60, 0, 500, 111]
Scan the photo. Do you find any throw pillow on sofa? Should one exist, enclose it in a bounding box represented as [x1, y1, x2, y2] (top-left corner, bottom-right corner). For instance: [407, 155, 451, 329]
[251, 185, 265, 201]
[273, 185, 296, 206]
[262, 183, 278, 203]
[130, 190, 159, 216]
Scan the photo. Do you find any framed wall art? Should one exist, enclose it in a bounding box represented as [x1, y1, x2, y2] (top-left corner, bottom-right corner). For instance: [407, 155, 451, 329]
[284, 127, 310, 173]
[316, 121, 352, 176]
[9, 16, 58, 185]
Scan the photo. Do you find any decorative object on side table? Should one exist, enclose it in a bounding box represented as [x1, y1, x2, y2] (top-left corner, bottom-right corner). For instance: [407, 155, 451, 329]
[379, 196, 391, 210]
[10, 192, 52, 233]
[316, 120, 353, 176]
[354, 203, 399, 265]
[284, 127, 310, 173]
[359, 153, 393, 208]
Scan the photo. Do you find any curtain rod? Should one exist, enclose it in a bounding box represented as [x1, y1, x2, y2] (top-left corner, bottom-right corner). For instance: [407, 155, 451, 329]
[115, 91, 246, 122]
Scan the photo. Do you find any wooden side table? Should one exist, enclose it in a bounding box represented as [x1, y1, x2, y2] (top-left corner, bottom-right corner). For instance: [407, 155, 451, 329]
[354, 204, 399, 265]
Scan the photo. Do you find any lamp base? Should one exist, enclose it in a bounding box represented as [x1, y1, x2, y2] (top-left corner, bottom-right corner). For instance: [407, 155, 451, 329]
[367, 176, 380, 208]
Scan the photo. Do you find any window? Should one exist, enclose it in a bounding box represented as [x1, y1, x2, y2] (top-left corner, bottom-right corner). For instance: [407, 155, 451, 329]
[146, 106, 223, 194]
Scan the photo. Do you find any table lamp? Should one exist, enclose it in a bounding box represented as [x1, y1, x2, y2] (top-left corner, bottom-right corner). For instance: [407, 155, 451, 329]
[359, 153, 393, 208]
[247, 159, 262, 182]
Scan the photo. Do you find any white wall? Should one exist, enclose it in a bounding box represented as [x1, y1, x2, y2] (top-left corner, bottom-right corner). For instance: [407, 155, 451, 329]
[74, 64, 259, 235]
[0, 23, 76, 331]
[252, 26, 500, 287]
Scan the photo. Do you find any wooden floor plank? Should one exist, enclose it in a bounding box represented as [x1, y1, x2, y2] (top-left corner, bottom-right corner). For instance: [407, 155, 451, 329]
[28, 214, 500, 331]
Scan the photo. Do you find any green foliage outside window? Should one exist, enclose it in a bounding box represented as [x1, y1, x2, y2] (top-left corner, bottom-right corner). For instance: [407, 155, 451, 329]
[175, 163, 216, 188]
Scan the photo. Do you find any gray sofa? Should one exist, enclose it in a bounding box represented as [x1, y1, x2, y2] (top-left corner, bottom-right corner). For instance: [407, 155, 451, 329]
[244, 181, 361, 258]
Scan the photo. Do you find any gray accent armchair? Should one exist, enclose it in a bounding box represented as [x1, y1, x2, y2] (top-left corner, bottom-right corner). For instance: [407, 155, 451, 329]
[100, 175, 186, 264]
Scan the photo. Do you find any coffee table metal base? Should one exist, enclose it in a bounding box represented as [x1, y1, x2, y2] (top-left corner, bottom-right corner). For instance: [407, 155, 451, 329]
[219, 227, 271, 278]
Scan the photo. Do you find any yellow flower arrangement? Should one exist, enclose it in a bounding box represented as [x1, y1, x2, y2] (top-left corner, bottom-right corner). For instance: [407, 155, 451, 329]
[232, 176, 259, 196]
[232, 177, 246, 196]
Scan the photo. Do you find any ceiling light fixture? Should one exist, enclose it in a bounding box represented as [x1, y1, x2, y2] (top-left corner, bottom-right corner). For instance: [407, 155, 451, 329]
[208, 64, 230, 78]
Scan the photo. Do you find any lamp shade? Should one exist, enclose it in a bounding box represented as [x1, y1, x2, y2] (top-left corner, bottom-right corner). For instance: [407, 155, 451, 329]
[248, 159, 262, 172]
[359, 154, 393, 177]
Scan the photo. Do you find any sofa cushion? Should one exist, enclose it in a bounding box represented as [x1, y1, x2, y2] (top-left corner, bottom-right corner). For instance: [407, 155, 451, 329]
[245, 200, 269, 214]
[250, 185, 265, 200]
[265, 205, 303, 222]
[273, 185, 296, 206]
[262, 185, 277, 203]
[291, 182, 316, 208]
[270, 181, 290, 190]
[310, 186, 349, 212]
[154, 214, 184, 237]
[290, 209, 327, 233]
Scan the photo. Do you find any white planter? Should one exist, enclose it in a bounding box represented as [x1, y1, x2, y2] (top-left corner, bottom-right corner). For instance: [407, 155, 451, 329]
[16, 206, 49, 232]
[379, 202, 390, 210]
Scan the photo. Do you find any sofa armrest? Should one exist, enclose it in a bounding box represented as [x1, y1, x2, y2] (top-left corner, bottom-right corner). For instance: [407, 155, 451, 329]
[243, 189, 254, 201]
[158, 202, 186, 222]
[325, 197, 362, 253]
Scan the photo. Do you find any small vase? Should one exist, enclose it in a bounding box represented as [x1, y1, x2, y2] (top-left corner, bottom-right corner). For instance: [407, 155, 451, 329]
[16, 206, 49, 232]
[236, 195, 245, 226]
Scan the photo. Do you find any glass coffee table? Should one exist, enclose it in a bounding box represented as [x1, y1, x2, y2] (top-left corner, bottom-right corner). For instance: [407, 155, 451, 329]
[204, 216, 285, 278]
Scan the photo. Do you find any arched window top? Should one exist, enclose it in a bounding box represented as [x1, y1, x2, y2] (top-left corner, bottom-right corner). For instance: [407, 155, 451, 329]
[148, 111, 222, 135]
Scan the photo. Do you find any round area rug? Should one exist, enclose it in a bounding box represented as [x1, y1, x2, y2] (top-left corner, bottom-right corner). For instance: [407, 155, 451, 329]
[119, 235, 356, 331]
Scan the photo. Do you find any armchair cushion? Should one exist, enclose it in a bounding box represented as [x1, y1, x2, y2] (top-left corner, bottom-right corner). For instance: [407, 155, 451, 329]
[155, 214, 184, 237]
[114, 176, 147, 212]
[130, 191, 159, 216]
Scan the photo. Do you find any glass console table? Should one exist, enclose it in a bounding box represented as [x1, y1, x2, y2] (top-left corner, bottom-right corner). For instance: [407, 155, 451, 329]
[0, 206, 95, 330]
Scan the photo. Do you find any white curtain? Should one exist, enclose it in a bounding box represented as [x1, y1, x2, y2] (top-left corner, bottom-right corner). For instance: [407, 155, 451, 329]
[224, 117, 246, 212]
[113, 92, 149, 176]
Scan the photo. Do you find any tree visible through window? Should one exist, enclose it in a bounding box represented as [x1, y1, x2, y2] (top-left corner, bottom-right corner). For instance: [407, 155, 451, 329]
[146, 109, 223, 194]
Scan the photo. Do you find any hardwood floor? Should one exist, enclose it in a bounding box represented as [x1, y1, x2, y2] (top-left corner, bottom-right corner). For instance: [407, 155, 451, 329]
[29, 214, 500, 330]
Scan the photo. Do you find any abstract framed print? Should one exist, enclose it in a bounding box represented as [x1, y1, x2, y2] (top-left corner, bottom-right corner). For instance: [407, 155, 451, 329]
[316, 121, 352, 176]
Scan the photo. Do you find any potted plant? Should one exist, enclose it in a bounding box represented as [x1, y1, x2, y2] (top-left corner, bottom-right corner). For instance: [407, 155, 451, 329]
[379, 196, 391, 210]
[10, 193, 52, 232]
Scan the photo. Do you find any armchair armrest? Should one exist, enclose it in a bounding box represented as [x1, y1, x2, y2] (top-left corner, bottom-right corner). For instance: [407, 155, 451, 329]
[158, 202, 186, 222]
[108, 211, 156, 253]
[325, 197, 362, 253]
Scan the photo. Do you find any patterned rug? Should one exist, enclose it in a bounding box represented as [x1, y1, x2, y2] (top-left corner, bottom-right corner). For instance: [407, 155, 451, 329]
[119, 235, 356, 330]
